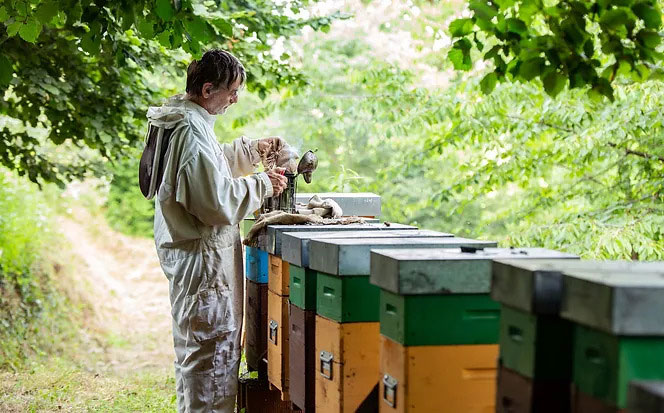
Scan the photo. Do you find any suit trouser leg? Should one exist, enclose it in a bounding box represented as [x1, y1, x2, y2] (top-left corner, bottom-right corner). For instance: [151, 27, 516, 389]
[173, 319, 186, 413]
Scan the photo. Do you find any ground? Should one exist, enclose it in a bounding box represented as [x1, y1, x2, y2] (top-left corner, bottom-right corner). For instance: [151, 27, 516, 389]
[0, 207, 177, 412]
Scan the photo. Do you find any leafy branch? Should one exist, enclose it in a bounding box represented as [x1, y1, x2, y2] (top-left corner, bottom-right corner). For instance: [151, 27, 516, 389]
[608, 142, 664, 162]
[448, 0, 663, 99]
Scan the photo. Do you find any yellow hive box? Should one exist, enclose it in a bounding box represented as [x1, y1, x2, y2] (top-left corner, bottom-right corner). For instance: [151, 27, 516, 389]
[267, 289, 290, 400]
[315, 315, 380, 413]
[268, 254, 290, 296]
[379, 335, 498, 413]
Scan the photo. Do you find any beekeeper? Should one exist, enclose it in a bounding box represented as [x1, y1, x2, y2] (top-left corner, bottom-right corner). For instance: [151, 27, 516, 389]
[142, 49, 288, 412]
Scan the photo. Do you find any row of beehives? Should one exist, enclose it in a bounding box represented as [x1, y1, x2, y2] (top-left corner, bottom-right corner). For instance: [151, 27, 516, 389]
[242, 220, 664, 413]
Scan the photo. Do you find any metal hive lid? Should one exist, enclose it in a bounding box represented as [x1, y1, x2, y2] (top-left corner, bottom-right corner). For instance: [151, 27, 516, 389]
[309, 237, 497, 276]
[281, 229, 453, 267]
[370, 248, 577, 295]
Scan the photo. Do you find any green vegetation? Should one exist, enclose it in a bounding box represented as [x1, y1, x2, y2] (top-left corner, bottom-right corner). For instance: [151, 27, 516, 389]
[212, 1, 663, 259]
[106, 152, 156, 238]
[0, 0, 340, 186]
[449, 0, 663, 99]
[0, 359, 175, 412]
[1, 0, 663, 407]
[0, 169, 79, 370]
[103, 0, 663, 259]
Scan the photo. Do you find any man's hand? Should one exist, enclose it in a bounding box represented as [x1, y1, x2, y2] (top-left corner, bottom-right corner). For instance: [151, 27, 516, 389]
[266, 167, 288, 196]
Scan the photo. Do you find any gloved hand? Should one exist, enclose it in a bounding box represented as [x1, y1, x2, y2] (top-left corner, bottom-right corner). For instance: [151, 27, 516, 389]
[257, 136, 286, 158]
[265, 167, 288, 196]
[257, 136, 298, 174]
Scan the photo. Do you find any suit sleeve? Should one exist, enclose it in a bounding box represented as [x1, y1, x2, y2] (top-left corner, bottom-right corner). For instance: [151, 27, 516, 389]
[175, 149, 273, 226]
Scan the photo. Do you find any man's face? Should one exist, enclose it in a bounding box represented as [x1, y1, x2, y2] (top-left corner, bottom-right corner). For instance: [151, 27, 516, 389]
[201, 78, 242, 115]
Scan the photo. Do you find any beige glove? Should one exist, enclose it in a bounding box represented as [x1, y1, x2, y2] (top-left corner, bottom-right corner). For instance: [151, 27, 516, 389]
[303, 195, 343, 218]
[257, 136, 299, 174]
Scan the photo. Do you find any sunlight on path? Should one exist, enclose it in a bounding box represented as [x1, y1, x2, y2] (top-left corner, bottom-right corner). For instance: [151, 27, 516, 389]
[58, 207, 173, 374]
[0, 207, 177, 412]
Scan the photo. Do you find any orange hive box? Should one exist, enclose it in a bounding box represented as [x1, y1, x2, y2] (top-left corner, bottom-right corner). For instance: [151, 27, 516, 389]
[267, 289, 290, 401]
[379, 334, 498, 413]
[315, 315, 380, 413]
[268, 254, 290, 296]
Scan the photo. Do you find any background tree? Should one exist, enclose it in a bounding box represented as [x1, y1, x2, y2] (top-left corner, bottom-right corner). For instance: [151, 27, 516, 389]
[0, 0, 337, 186]
[448, 0, 663, 99]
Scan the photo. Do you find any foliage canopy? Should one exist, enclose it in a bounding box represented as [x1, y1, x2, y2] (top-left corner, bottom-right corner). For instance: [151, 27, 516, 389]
[214, 1, 664, 259]
[0, 0, 337, 186]
[448, 0, 663, 99]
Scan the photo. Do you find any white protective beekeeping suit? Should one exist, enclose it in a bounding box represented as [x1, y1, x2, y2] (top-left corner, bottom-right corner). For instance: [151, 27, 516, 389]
[146, 95, 273, 412]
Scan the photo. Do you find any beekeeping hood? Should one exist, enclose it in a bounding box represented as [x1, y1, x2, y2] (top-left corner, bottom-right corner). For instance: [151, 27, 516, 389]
[139, 101, 193, 200]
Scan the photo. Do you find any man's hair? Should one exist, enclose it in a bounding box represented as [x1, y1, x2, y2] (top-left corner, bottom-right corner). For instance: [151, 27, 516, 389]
[186, 49, 246, 96]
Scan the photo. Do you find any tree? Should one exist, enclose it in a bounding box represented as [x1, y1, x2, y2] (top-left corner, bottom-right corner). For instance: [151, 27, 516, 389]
[218, 1, 664, 259]
[0, 0, 337, 186]
[448, 0, 663, 99]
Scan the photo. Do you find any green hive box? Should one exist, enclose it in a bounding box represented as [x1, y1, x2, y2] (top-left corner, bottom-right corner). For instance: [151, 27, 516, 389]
[380, 289, 500, 346]
[286, 231, 453, 311]
[573, 324, 664, 408]
[309, 237, 498, 323]
[499, 305, 573, 379]
[289, 265, 318, 310]
[316, 273, 379, 322]
[370, 249, 576, 347]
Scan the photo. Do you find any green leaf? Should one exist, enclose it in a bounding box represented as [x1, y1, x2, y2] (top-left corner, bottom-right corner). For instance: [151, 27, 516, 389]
[0, 6, 8, 23]
[583, 39, 594, 57]
[542, 70, 566, 97]
[600, 8, 628, 29]
[121, 5, 135, 31]
[80, 32, 101, 54]
[448, 48, 469, 71]
[632, 3, 661, 29]
[470, 0, 498, 22]
[495, 0, 516, 10]
[449, 18, 474, 37]
[18, 20, 42, 43]
[637, 29, 660, 48]
[480, 72, 498, 93]
[213, 19, 233, 37]
[562, 18, 585, 46]
[632, 63, 650, 81]
[0, 55, 13, 86]
[68, 1, 83, 24]
[506, 18, 527, 35]
[455, 38, 473, 51]
[184, 17, 211, 42]
[137, 19, 155, 38]
[156, 0, 175, 21]
[519, 57, 544, 80]
[6, 21, 21, 37]
[592, 77, 614, 100]
[157, 30, 172, 47]
[35, 1, 59, 24]
[41, 83, 60, 95]
[519, 0, 540, 24]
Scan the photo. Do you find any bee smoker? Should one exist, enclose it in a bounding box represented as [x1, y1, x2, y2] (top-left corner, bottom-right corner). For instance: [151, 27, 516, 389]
[261, 150, 317, 214]
[281, 172, 298, 213]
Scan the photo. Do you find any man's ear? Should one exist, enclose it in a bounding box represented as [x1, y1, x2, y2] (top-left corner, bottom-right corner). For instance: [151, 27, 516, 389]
[201, 82, 215, 98]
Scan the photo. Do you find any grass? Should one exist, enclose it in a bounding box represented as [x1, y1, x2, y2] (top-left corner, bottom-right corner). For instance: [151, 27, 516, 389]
[0, 172, 177, 411]
[0, 357, 175, 412]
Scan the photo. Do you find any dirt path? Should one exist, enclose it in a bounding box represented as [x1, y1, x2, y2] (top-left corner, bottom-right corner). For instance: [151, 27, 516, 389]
[58, 207, 173, 374]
